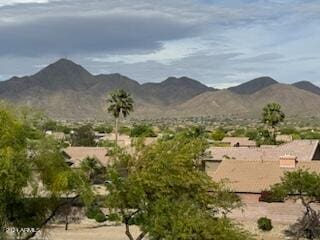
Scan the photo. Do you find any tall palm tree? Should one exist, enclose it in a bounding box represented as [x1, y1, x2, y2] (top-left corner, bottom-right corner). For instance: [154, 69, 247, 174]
[106, 89, 134, 144]
[262, 102, 285, 144]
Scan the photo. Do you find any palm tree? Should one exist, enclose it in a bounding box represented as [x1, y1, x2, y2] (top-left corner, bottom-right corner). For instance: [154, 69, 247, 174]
[262, 102, 285, 144]
[106, 89, 134, 144]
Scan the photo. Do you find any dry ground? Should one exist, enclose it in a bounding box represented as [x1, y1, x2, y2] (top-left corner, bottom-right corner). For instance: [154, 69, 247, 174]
[31, 220, 290, 240]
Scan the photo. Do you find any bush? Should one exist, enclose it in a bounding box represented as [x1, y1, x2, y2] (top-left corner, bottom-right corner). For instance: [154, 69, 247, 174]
[257, 217, 273, 231]
[94, 212, 107, 223]
[259, 190, 284, 203]
[130, 124, 156, 137]
[211, 128, 225, 141]
[85, 206, 100, 219]
[119, 126, 131, 135]
[94, 124, 113, 134]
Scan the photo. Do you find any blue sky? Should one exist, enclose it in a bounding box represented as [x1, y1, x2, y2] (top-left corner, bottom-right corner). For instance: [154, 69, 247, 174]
[0, 0, 319, 88]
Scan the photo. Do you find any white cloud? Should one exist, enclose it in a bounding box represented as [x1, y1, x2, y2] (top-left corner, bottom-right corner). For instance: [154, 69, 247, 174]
[0, 0, 51, 7]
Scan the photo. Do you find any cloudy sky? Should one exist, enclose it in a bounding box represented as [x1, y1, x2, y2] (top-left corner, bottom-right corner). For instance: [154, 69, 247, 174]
[0, 0, 319, 88]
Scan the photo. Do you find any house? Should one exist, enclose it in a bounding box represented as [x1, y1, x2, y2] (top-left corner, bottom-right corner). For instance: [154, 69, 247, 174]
[208, 157, 320, 196]
[63, 147, 109, 168]
[221, 137, 256, 147]
[207, 140, 320, 162]
[205, 140, 320, 223]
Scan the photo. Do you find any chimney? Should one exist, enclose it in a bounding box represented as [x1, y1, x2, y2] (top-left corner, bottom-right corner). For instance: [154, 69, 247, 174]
[279, 155, 297, 169]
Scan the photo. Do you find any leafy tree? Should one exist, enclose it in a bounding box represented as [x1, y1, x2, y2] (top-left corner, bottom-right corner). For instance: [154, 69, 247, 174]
[0, 106, 93, 239]
[105, 133, 253, 240]
[106, 89, 134, 144]
[94, 124, 113, 134]
[262, 103, 285, 144]
[211, 128, 226, 141]
[271, 169, 320, 239]
[130, 124, 156, 138]
[80, 157, 106, 184]
[71, 124, 95, 146]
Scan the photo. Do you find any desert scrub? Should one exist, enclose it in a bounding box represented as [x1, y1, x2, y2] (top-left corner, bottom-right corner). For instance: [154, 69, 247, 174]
[257, 217, 273, 231]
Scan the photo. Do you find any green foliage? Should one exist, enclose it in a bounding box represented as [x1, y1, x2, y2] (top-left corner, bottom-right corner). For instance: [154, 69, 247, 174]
[211, 128, 226, 141]
[0, 105, 93, 237]
[257, 217, 273, 231]
[106, 89, 134, 119]
[271, 169, 320, 239]
[94, 124, 113, 134]
[130, 124, 156, 137]
[86, 206, 101, 219]
[106, 133, 253, 240]
[280, 127, 298, 135]
[71, 124, 96, 146]
[80, 157, 106, 184]
[41, 120, 71, 134]
[262, 103, 285, 127]
[118, 126, 131, 135]
[259, 190, 284, 203]
[97, 139, 116, 148]
[94, 212, 107, 223]
[232, 128, 246, 137]
[262, 103, 285, 143]
[255, 129, 274, 146]
[300, 130, 320, 139]
[245, 129, 258, 140]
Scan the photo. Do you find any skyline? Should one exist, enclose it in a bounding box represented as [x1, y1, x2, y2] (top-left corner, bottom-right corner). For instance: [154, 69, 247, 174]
[0, 0, 319, 88]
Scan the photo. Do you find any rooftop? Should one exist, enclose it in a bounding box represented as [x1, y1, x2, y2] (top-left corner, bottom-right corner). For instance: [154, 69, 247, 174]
[208, 140, 319, 162]
[63, 147, 109, 167]
[208, 160, 320, 193]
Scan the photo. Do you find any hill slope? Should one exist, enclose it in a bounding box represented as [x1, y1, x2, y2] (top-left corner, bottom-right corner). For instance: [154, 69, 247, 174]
[292, 81, 320, 96]
[228, 76, 278, 94]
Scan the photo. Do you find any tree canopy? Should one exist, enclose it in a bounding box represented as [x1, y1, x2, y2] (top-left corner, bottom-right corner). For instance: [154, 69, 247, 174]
[271, 169, 320, 239]
[105, 130, 253, 240]
[0, 105, 93, 239]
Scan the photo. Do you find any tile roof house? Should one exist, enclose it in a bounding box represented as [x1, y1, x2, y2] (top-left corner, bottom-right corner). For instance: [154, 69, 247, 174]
[221, 137, 257, 147]
[206, 140, 320, 194]
[63, 147, 109, 168]
[208, 159, 320, 193]
[208, 140, 320, 162]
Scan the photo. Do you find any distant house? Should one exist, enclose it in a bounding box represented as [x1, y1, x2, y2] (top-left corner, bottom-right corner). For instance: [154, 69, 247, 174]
[221, 137, 256, 147]
[63, 147, 109, 168]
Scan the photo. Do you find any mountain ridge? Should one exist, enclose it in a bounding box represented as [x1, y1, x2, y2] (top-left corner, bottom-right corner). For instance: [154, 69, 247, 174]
[1, 58, 320, 120]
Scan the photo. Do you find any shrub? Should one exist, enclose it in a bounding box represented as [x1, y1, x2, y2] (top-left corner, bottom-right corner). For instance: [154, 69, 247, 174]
[85, 206, 100, 219]
[258, 217, 273, 231]
[259, 190, 284, 203]
[211, 129, 225, 141]
[130, 124, 156, 137]
[94, 212, 107, 223]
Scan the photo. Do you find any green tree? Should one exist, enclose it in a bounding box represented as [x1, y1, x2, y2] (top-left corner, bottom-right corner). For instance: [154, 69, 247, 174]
[105, 133, 253, 240]
[71, 124, 95, 146]
[106, 89, 134, 144]
[271, 169, 320, 239]
[211, 128, 226, 141]
[0, 106, 93, 239]
[130, 124, 156, 138]
[262, 103, 285, 144]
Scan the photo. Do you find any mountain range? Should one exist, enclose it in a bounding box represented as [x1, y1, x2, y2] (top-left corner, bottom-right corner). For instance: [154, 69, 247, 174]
[0, 58, 320, 120]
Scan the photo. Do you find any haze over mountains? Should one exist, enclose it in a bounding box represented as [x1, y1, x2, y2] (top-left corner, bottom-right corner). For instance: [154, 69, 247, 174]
[0, 58, 320, 120]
